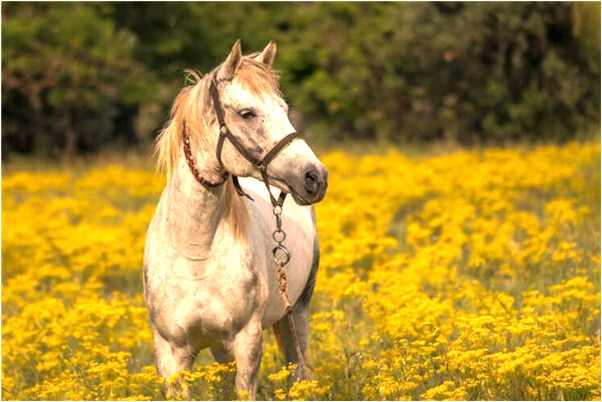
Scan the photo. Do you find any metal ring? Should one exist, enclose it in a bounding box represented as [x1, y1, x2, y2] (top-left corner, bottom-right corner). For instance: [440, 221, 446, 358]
[272, 206, 282, 216]
[272, 229, 286, 243]
[272, 245, 291, 265]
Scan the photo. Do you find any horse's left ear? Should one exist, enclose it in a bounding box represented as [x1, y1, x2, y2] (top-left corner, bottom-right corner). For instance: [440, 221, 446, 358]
[220, 39, 243, 80]
[254, 40, 277, 68]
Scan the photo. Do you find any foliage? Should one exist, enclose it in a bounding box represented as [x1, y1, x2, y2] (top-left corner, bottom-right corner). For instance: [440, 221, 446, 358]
[2, 141, 600, 400]
[1, 3, 157, 157]
[277, 2, 600, 143]
[2, 3, 600, 158]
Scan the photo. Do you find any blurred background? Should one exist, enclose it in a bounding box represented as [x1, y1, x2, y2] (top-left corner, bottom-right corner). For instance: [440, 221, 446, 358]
[2, 2, 600, 161]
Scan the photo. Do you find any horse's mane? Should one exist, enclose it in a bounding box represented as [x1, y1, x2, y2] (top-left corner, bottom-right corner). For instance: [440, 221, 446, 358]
[155, 56, 281, 238]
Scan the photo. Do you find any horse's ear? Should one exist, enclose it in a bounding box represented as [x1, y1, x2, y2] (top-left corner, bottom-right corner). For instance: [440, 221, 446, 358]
[220, 39, 243, 80]
[254, 40, 277, 68]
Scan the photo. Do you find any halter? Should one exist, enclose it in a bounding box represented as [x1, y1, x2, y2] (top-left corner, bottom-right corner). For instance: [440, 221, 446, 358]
[183, 74, 300, 209]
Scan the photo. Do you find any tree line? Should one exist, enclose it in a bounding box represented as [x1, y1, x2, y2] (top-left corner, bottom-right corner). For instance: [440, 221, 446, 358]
[2, 2, 600, 159]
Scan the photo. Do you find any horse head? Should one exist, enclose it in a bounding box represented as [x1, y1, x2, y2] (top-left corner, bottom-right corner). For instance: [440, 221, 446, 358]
[210, 40, 328, 205]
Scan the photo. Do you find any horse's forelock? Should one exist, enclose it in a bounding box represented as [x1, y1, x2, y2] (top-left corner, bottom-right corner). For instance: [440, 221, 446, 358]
[235, 58, 281, 99]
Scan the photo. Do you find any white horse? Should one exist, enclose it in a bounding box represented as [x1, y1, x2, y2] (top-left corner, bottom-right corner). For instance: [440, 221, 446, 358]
[143, 40, 328, 399]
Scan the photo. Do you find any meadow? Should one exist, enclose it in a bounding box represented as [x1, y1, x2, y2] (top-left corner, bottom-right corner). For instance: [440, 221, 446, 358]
[2, 141, 600, 401]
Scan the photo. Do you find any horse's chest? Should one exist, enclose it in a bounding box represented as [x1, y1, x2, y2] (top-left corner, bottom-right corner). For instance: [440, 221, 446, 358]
[149, 256, 266, 343]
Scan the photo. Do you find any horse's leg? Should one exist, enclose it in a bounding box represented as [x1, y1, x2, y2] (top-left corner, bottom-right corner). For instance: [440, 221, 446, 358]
[152, 328, 196, 399]
[231, 317, 263, 400]
[210, 345, 234, 363]
[272, 302, 311, 380]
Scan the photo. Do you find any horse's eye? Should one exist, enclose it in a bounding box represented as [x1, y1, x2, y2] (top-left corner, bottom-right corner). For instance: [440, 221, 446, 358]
[239, 109, 256, 120]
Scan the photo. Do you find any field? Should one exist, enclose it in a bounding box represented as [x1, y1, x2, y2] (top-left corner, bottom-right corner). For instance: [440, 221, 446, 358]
[2, 141, 600, 400]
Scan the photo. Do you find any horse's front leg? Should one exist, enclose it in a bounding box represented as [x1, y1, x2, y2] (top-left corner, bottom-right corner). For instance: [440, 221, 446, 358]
[152, 327, 197, 399]
[232, 317, 263, 400]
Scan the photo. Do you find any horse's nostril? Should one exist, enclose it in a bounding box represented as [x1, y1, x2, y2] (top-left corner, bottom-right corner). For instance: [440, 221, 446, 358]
[304, 170, 319, 194]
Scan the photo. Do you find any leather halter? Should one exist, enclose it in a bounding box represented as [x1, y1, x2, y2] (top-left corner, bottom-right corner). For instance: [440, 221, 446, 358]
[183, 74, 299, 208]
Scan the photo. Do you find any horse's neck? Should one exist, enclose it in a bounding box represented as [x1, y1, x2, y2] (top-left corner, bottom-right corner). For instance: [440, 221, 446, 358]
[164, 156, 227, 257]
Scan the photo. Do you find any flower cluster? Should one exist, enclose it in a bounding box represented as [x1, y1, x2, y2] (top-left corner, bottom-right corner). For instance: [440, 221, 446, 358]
[2, 142, 600, 400]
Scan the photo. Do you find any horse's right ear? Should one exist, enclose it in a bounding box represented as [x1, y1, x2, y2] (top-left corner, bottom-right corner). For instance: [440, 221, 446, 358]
[254, 40, 277, 68]
[219, 39, 243, 81]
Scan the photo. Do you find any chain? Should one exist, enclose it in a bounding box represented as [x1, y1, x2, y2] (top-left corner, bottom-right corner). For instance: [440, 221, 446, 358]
[271, 205, 308, 379]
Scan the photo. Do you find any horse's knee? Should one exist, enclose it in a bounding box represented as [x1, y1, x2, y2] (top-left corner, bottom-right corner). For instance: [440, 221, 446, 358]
[152, 330, 175, 377]
[233, 322, 263, 369]
[152, 329, 197, 381]
[232, 320, 263, 399]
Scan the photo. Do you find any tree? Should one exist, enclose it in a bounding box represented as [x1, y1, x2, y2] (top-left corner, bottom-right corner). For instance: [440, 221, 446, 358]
[2, 3, 157, 158]
[2, 3, 599, 159]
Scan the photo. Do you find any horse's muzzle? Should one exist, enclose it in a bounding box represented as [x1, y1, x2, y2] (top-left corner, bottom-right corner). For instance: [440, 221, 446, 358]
[291, 163, 328, 205]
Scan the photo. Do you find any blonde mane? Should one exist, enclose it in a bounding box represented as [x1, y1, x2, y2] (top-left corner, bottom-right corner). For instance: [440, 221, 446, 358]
[154, 57, 281, 237]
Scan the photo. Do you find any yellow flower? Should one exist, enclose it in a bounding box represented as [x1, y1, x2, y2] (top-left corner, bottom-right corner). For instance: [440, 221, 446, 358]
[2, 141, 600, 400]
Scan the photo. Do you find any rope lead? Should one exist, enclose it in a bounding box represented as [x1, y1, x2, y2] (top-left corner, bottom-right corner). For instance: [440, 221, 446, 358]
[271, 205, 308, 379]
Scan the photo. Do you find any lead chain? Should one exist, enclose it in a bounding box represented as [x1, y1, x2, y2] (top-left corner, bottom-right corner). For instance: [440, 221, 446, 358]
[271, 205, 291, 312]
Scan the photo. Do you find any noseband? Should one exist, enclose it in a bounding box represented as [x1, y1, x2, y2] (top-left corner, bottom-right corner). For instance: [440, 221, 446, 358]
[182, 74, 300, 209]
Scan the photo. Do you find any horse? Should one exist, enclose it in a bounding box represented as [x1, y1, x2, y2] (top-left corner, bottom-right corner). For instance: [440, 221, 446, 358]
[143, 39, 328, 399]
